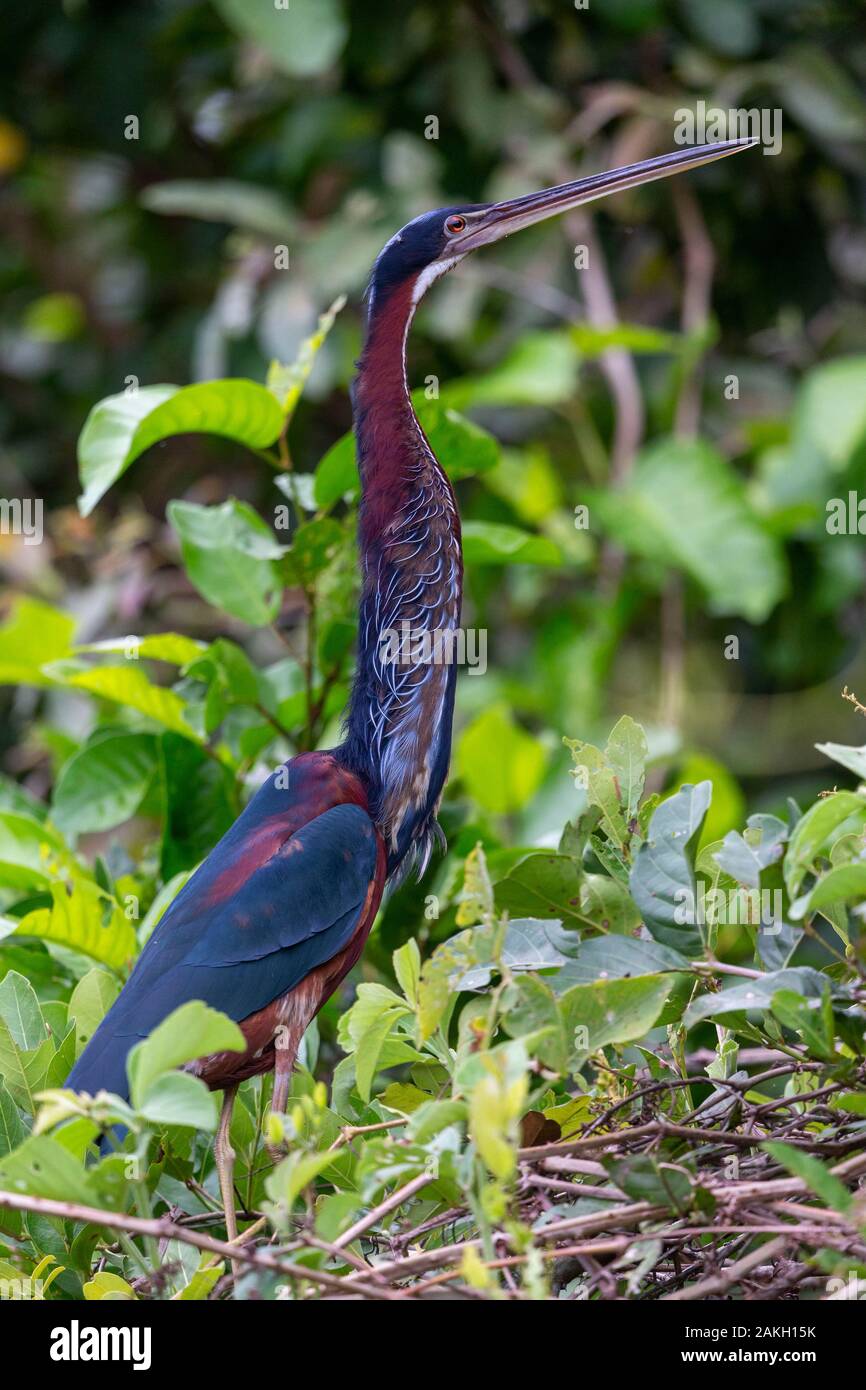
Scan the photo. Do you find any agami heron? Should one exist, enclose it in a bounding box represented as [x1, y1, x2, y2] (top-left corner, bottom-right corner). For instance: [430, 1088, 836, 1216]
[67, 138, 756, 1237]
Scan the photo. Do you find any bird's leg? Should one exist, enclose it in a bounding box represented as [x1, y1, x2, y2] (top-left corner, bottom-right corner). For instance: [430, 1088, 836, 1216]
[215, 1083, 239, 1258]
[272, 1036, 295, 1116]
[266, 1038, 296, 1164]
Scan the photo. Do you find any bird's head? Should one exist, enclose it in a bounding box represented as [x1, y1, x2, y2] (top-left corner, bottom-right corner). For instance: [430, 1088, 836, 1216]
[367, 137, 757, 314]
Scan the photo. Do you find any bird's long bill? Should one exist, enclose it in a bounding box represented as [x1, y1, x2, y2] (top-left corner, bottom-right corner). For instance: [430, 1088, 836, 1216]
[453, 138, 758, 252]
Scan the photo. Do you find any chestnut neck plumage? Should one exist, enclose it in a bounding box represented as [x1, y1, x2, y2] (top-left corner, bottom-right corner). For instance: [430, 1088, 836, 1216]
[339, 271, 463, 882]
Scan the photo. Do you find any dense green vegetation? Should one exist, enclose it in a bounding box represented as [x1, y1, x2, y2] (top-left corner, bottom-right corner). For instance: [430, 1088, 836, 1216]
[1, 0, 866, 1300]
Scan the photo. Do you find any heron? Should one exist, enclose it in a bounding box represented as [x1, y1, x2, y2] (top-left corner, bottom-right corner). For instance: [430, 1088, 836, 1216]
[67, 138, 755, 1240]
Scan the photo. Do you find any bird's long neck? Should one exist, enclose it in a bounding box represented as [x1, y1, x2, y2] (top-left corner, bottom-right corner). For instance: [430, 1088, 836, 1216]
[340, 277, 463, 880]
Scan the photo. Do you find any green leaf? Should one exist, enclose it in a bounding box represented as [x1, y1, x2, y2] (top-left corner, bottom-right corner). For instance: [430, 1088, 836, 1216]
[564, 739, 628, 849]
[685, 966, 833, 1026]
[559, 975, 673, 1058]
[127, 1002, 246, 1109]
[784, 791, 866, 898]
[64, 666, 198, 739]
[459, 918, 573, 990]
[0, 972, 48, 1051]
[763, 1141, 854, 1217]
[770, 987, 835, 1061]
[0, 1078, 27, 1156]
[137, 1071, 219, 1131]
[266, 1149, 337, 1212]
[495, 853, 584, 925]
[0, 1135, 100, 1206]
[593, 437, 786, 622]
[15, 879, 137, 971]
[83, 1272, 137, 1301]
[393, 939, 421, 1009]
[77, 633, 207, 666]
[168, 497, 285, 625]
[449, 331, 580, 408]
[793, 357, 866, 471]
[461, 521, 561, 567]
[0, 598, 75, 687]
[140, 180, 296, 239]
[68, 969, 120, 1058]
[604, 1153, 693, 1212]
[552, 936, 689, 988]
[77, 381, 284, 517]
[213, 0, 347, 78]
[53, 732, 158, 836]
[0, 811, 71, 894]
[629, 782, 712, 955]
[799, 863, 866, 915]
[266, 295, 346, 418]
[457, 706, 548, 814]
[605, 716, 648, 823]
[816, 740, 866, 781]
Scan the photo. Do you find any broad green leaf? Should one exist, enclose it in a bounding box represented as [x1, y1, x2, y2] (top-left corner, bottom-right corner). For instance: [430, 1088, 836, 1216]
[83, 1272, 137, 1301]
[15, 879, 137, 971]
[784, 791, 866, 897]
[140, 180, 296, 239]
[552, 936, 689, 988]
[816, 740, 866, 781]
[770, 987, 835, 1061]
[570, 323, 684, 356]
[266, 1150, 337, 1212]
[459, 918, 573, 990]
[604, 1154, 693, 1211]
[213, 0, 347, 77]
[462, 521, 561, 567]
[605, 716, 648, 823]
[168, 498, 285, 625]
[0, 1021, 55, 1112]
[0, 972, 48, 1051]
[792, 356, 866, 471]
[78, 381, 284, 517]
[495, 852, 584, 925]
[64, 666, 197, 739]
[0, 812, 67, 891]
[0, 598, 74, 687]
[137, 1071, 219, 1131]
[449, 331, 579, 408]
[0, 1134, 100, 1206]
[685, 966, 833, 1026]
[0, 1078, 27, 1156]
[559, 974, 673, 1057]
[776, 49, 866, 146]
[53, 732, 158, 836]
[77, 633, 206, 666]
[593, 438, 786, 622]
[799, 863, 866, 914]
[68, 969, 120, 1058]
[458, 706, 547, 814]
[565, 739, 628, 849]
[629, 782, 712, 954]
[393, 938, 421, 1009]
[763, 1141, 854, 1216]
[127, 1002, 245, 1109]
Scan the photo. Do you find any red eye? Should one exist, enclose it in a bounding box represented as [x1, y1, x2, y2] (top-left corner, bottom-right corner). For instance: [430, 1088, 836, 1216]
[445, 215, 466, 234]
